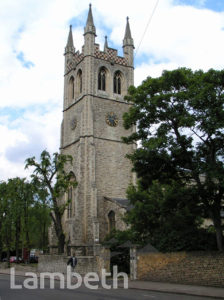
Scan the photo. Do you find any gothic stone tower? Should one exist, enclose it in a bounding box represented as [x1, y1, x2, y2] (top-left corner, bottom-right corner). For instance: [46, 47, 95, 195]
[57, 5, 135, 255]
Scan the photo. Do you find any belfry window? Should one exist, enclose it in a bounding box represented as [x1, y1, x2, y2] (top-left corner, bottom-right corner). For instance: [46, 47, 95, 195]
[98, 67, 106, 91]
[108, 210, 116, 232]
[114, 71, 122, 94]
[68, 76, 75, 99]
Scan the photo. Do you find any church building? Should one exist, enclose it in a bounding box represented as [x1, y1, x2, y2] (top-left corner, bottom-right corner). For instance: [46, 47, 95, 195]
[49, 4, 136, 255]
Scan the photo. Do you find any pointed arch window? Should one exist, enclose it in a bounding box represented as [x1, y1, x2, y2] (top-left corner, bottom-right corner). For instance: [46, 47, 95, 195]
[67, 187, 72, 218]
[77, 69, 82, 94]
[114, 71, 122, 94]
[98, 67, 106, 91]
[67, 172, 76, 219]
[108, 210, 116, 232]
[68, 76, 75, 99]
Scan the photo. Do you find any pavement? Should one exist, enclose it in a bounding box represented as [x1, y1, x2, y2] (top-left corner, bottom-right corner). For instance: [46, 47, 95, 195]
[0, 268, 224, 299]
[127, 280, 224, 299]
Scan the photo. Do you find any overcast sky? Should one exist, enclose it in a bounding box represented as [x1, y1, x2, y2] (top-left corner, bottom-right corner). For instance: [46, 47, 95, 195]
[1, 0, 224, 181]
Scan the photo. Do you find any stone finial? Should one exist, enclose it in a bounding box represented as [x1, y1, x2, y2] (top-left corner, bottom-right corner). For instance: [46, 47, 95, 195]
[86, 4, 94, 26]
[65, 25, 75, 54]
[84, 3, 96, 36]
[104, 35, 108, 51]
[123, 16, 134, 47]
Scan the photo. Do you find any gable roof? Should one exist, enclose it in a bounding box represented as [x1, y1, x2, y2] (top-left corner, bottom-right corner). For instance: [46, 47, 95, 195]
[104, 196, 133, 211]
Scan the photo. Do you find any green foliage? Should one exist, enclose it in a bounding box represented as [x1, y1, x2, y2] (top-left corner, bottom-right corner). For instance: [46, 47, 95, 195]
[0, 178, 50, 260]
[27, 204, 51, 251]
[25, 150, 77, 207]
[25, 150, 77, 254]
[124, 181, 217, 251]
[0, 150, 75, 256]
[123, 68, 224, 251]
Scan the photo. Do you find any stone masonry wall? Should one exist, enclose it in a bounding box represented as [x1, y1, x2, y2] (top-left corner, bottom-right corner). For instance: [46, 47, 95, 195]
[38, 255, 97, 276]
[137, 252, 224, 287]
[93, 97, 134, 200]
[99, 197, 127, 242]
[38, 248, 110, 276]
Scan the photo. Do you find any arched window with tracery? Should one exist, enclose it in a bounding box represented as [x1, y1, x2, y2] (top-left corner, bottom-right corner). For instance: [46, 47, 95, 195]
[68, 76, 75, 100]
[113, 71, 122, 94]
[98, 67, 106, 91]
[108, 210, 116, 233]
[67, 172, 76, 219]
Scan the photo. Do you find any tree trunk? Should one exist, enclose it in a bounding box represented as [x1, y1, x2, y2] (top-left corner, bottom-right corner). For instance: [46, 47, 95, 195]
[50, 210, 65, 254]
[7, 248, 10, 268]
[24, 200, 30, 250]
[0, 229, 2, 260]
[6, 224, 11, 268]
[58, 233, 65, 254]
[56, 213, 65, 254]
[0, 241, 2, 261]
[42, 220, 47, 252]
[15, 218, 21, 261]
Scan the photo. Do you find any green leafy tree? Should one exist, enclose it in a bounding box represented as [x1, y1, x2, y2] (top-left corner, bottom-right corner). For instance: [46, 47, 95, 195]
[0, 178, 51, 261]
[27, 199, 51, 251]
[125, 181, 216, 251]
[0, 181, 8, 260]
[7, 178, 32, 260]
[0, 181, 14, 264]
[25, 150, 77, 254]
[123, 68, 224, 251]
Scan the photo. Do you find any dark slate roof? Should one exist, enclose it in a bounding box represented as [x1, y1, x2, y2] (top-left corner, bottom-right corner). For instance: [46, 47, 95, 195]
[104, 197, 133, 211]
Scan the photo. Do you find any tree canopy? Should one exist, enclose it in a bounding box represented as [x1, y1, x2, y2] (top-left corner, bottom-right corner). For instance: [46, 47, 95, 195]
[123, 68, 224, 251]
[25, 150, 77, 254]
[0, 177, 50, 262]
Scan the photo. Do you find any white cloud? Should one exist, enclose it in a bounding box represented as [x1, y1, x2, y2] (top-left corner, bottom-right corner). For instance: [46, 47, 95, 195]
[0, 105, 61, 180]
[1, 0, 224, 180]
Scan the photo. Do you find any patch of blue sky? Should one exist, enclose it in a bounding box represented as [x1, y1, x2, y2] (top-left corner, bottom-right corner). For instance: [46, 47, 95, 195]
[173, 0, 224, 12]
[135, 53, 151, 66]
[135, 53, 170, 67]
[15, 51, 35, 69]
[94, 18, 124, 56]
[16, 25, 25, 34]
[68, 9, 88, 28]
[107, 38, 123, 57]
[0, 105, 48, 128]
[12, 25, 25, 42]
[0, 107, 25, 123]
[69, 8, 124, 56]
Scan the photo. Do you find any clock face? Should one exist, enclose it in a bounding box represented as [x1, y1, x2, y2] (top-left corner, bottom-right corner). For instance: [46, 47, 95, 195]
[70, 117, 77, 130]
[106, 112, 118, 127]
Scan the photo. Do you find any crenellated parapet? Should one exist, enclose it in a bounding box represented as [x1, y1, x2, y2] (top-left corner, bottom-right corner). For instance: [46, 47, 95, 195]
[65, 44, 129, 75]
[94, 44, 128, 66]
[64, 5, 134, 77]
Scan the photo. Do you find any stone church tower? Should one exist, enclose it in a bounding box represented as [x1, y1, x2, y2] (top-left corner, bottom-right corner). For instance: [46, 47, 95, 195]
[51, 5, 135, 255]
